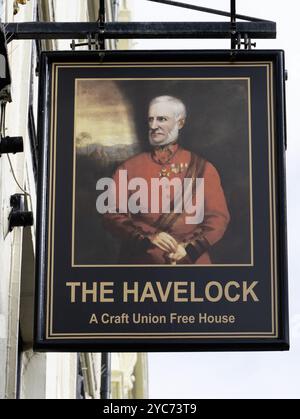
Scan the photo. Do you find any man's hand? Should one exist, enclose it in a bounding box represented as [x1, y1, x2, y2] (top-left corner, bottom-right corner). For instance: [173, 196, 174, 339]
[149, 232, 178, 253]
[168, 244, 187, 263]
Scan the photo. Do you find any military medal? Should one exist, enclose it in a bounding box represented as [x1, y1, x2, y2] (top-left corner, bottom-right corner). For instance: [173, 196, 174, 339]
[152, 143, 188, 178]
[159, 167, 171, 178]
[170, 163, 188, 175]
[159, 162, 188, 178]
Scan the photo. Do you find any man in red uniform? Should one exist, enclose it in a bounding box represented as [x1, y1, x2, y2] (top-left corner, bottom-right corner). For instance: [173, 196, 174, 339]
[103, 96, 230, 265]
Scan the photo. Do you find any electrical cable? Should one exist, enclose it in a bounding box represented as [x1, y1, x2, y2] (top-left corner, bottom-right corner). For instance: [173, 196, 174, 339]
[0, 101, 31, 198]
[6, 154, 30, 197]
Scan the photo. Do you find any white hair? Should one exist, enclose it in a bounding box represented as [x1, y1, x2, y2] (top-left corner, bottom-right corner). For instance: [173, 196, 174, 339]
[149, 96, 187, 120]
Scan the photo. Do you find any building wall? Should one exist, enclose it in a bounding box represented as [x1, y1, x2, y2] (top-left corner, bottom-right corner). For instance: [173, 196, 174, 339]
[0, 0, 148, 399]
[0, 0, 35, 399]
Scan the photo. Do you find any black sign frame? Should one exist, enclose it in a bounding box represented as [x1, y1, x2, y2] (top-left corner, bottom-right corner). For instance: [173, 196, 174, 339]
[35, 50, 289, 352]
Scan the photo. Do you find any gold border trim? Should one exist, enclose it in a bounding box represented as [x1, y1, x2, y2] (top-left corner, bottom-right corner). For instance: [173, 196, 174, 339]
[46, 61, 278, 340]
[72, 75, 254, 268]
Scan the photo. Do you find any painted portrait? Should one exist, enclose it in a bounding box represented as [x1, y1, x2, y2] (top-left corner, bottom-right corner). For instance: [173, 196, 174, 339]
[73, 78, 252, 267]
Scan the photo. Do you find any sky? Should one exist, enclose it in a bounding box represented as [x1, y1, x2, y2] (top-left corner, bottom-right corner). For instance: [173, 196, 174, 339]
[129, 0, 300, 399]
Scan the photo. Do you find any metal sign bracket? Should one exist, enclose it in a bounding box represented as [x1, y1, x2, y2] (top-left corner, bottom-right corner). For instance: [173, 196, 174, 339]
[2, 1, 276, 49]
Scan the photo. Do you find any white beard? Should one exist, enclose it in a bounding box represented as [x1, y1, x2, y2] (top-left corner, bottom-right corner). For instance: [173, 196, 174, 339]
[149, 124, 180, 147]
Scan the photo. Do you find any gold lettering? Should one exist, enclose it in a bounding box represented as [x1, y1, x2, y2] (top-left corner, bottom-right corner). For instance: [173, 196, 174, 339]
[82, 282, 97, 303]
[243, 281, 259, 302]
[174, 282, 189, 302]
[66, 282, 81, 303]
[100, 282, 115, 302]
[101, 313, 110, 324]
[89, 314, 98, 324]
[191, 282, 204, 302]
[205, 282, 223, 303]
[156, 282, 172, 302]
[224, 281, 240, 302]
[141, 283, 158, 302]
[123, 282, 139, 303]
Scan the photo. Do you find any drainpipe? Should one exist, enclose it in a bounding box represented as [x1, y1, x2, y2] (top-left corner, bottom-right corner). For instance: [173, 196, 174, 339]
[112, 0, 120, 22]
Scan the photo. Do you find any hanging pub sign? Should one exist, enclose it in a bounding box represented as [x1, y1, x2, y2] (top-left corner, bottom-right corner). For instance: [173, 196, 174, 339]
[35, 50, 289, 351]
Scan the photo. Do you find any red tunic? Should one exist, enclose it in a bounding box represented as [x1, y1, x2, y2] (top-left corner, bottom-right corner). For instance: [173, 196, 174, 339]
[103, 146, 230, 265]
